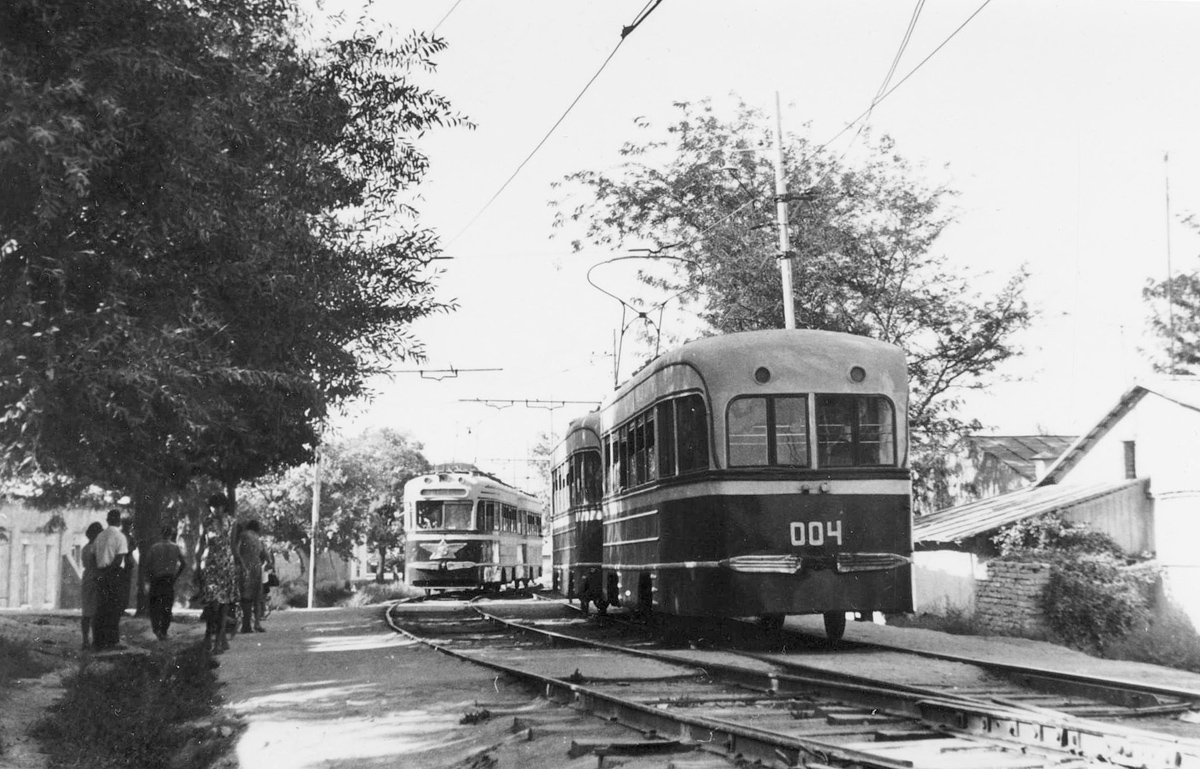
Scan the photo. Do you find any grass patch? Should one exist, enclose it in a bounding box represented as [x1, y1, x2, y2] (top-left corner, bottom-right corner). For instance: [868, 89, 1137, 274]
[886, 607, 983, 636]
[0, 635, 57, 689]
[33, 643, 231, 769]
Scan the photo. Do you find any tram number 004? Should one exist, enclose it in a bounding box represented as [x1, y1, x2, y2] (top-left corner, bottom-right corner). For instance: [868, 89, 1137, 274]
[790, 520, 843, 546]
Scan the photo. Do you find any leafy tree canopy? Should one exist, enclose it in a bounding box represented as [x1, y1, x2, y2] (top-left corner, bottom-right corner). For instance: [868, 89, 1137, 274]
[551, 99, 1031, 511]
[239, 428, 430, 570]
[1144, 219, 1200, 375]
[0, 0, 466, 510]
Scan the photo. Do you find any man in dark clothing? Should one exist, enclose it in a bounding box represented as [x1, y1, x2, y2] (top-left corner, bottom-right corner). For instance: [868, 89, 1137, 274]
[93, 509, 129, 650]
[144, 526, 187, 640]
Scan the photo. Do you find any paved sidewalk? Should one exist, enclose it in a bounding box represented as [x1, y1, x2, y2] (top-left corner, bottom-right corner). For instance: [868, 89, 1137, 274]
[213, 605, 635, 769]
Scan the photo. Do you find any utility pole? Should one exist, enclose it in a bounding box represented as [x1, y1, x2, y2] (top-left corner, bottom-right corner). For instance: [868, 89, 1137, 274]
[308, 445, 320, 609]
[773, 91, 796, 330]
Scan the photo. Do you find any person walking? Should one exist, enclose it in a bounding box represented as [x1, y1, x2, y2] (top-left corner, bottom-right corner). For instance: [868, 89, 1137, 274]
[237, 519, 269, 633]
[143, 526, 187, 641]
[93, 509, 129, 651]
[79, 522, 104, 650]
[198, 493, 239, 655]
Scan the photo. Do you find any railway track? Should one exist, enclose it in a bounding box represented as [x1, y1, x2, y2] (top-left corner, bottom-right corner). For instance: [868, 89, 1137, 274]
[386, 598, 1200, 768]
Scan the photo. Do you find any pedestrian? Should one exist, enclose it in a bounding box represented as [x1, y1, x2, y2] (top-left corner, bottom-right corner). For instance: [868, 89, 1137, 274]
[120, 515, 137, 616]
[93, 509, 129, 651]
[143, 525, 187, 641]
[198, 493, 239, 655]
[79, 522, 104, 650]
[237, 519, 269, 633]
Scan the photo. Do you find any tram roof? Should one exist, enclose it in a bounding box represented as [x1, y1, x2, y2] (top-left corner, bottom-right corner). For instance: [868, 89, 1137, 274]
[609, 328, 906, 405]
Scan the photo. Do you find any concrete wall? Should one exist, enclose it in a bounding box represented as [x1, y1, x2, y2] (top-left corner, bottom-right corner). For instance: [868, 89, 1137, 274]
[974, 559, 1051, 635]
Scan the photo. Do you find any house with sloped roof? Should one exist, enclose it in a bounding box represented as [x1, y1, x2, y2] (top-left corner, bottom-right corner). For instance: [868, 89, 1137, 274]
[912, 379, 1200, 626]
[940, 435, 1076, 509]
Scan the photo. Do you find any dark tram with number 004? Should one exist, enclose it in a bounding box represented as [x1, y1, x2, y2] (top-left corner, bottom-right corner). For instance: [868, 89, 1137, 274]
[550, 328, 913, 640]
[404, 469, 544, 592]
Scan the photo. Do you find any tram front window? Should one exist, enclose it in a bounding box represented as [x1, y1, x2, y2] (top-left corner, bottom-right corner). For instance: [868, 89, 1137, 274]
[415, 500, 474, 530]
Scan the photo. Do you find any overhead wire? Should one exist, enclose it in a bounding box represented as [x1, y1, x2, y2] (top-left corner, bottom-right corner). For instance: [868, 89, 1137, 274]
[445, 0, 665, 249]
[431, 0, 463, 34]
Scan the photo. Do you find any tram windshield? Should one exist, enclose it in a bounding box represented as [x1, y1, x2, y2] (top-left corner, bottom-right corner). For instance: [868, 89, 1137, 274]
[415, 500, 474, 530]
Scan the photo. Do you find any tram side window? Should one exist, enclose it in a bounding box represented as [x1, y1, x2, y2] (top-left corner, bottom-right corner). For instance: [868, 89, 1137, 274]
[617, 425, 630, 489]
[630, 415, 644, 487]
[478, 501, 496, 532]
[526, 513, 540, 536]
[657, 400, 676, 478]
[677, 394, 710, 473]
[584, 451, 602, 503]
[502, 504, 518, 533]
[816, 395, 896, 467]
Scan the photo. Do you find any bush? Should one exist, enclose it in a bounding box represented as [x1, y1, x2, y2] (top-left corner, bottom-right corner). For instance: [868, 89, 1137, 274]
[277, 578, 353, 608]
[1105, 600, 1200, 672]
[1040, 552, 1157, 652]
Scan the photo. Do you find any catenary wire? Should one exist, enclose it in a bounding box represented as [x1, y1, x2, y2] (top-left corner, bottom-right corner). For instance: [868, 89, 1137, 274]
[445, 1, 665, 249]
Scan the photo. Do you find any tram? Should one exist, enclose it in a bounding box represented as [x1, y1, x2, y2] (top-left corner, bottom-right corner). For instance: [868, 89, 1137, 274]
[550, 412, 605, 612]
[403, 467, 545, 591]
[560, 328, 913, 640]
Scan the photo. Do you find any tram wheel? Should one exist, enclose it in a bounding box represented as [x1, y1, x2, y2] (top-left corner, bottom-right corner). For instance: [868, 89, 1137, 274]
[758, 613, 786, 633]
[823, 611, 847, 643]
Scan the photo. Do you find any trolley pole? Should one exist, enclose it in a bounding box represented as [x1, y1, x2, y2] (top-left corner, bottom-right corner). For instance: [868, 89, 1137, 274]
[773, 92, 796, 330]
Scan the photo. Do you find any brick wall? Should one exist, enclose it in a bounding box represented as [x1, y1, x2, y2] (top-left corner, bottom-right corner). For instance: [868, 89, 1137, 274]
[974, 559, 1051, 635]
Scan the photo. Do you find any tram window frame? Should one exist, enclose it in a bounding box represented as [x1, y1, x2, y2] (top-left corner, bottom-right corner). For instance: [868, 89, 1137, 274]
[726, 395, 810, 467]
[617, 425, 630, 489]
[815, 394, 897, 467]
[478, 501, 497, 532]
[657, 400, 676, 478]
[584, 451, 602, 503]
[501, 504, 518, 533]
[677, 394, 710, 474]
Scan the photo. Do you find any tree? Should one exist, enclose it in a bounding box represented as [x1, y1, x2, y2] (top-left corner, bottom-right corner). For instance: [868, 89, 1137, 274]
[240, 429, 430, 579]
[0, 0, 466, 542]
[1144, 231, 1200, 374]
[551, 99, 1030, 512]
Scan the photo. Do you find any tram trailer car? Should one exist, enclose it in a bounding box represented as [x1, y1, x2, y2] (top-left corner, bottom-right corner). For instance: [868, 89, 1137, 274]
[550, 412, 606, 611]
[404, 469, 545, 591]
[589, 328, 913, 640]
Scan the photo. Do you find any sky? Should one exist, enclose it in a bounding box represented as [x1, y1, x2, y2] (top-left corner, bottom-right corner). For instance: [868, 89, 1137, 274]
[319, 0, 1200, 492]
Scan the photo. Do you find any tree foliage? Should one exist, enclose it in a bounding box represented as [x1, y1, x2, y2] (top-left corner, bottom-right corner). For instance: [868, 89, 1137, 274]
[551, 99, 1030, 511]
[0, 0, 465, 519]
[1144, 225, 1200, 374]
[239, 429, 429, 574]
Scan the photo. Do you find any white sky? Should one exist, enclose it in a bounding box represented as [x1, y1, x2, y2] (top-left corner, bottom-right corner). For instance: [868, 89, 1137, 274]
[322, 0, 1200, 492]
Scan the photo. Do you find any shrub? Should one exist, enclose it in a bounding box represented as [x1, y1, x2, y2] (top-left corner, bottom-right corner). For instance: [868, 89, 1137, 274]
[278, 578, 353, 608]
[1040, 552, 1156, 652]
[992, 513, 1124, 558]
[1105, 600, 1200, 672]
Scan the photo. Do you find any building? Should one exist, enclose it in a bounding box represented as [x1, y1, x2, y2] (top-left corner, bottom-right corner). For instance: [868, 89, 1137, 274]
[0, 502, 106, 609]
[913, 380, 1200, 627]
[942, 435, 1076, 506]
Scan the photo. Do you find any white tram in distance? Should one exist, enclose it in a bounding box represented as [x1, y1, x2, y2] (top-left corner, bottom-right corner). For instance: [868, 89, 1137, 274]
[403, 468, 545, 591]
[555, 328, 914, 640]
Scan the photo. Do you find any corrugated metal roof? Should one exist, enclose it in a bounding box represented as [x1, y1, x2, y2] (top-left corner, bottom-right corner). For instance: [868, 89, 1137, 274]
[913, 477, 1147, 546]
[968, 435, 1075, 481]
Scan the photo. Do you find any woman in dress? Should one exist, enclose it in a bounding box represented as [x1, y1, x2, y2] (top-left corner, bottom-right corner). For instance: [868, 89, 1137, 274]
[79, 522, 104, 650]
[237, 519, 268, 633]
[199, 493, 239, 654]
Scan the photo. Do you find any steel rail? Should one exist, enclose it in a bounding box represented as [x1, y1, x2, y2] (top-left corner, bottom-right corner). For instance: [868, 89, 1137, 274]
[466, 604, 1200, 769]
